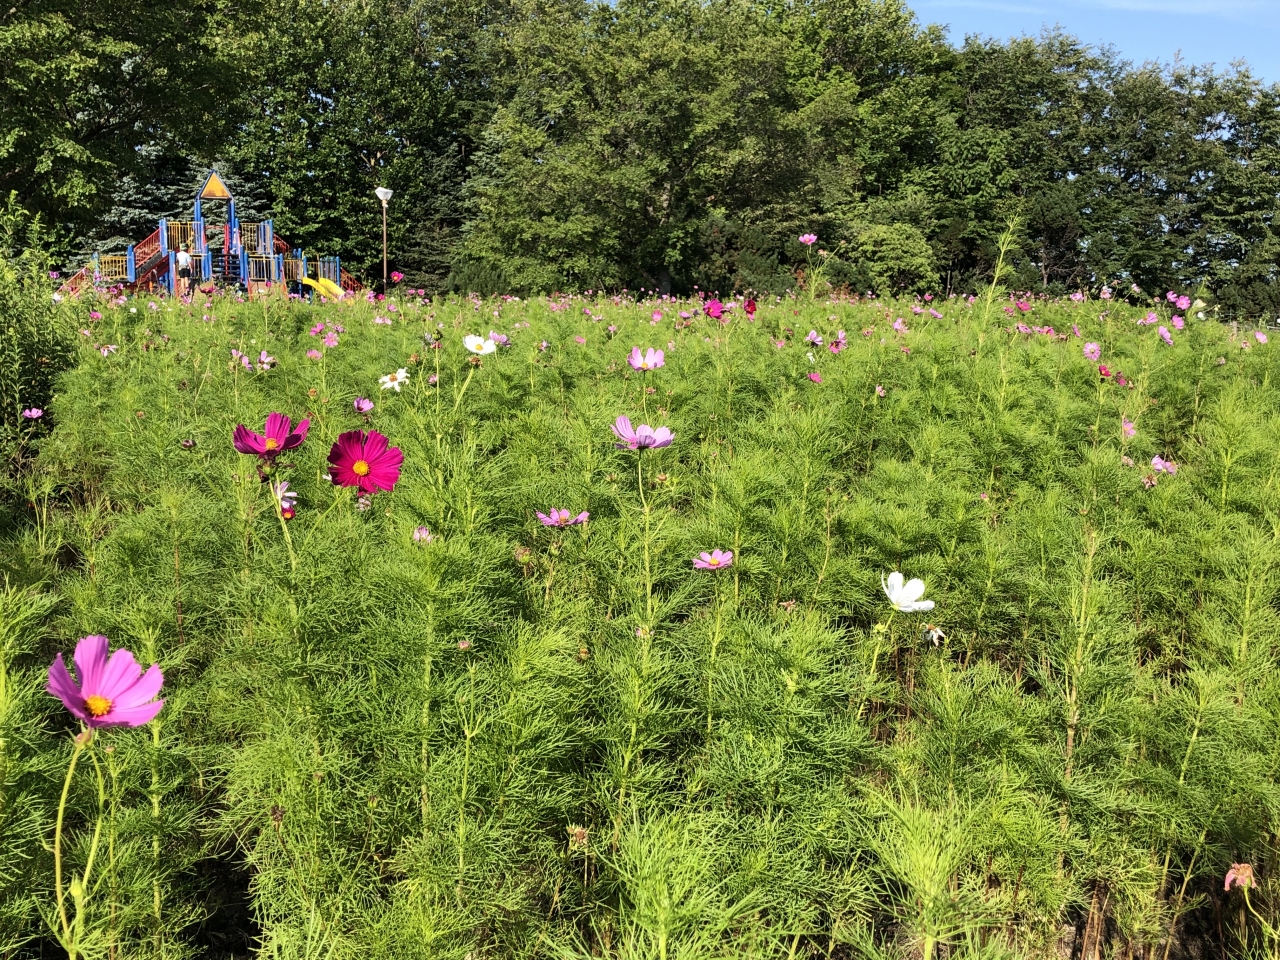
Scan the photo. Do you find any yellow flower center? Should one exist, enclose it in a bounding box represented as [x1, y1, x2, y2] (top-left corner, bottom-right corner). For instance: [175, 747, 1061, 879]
[352, 460, 370, 476]
[264, 438, 279, 450]
[388, 374, 398, 382]
[85, 695, 112, 717]
[708, 558, 720, 566]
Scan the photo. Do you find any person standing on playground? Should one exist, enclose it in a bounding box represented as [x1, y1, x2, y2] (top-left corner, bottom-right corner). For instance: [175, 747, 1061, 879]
[176, 245, 195, 297]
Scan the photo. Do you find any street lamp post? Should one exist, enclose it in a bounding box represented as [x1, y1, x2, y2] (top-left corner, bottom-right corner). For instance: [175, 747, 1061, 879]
[375, 186, 393, 293]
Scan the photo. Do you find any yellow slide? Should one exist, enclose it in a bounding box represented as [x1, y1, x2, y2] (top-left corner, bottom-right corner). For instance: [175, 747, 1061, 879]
[300, 276, 346, 300]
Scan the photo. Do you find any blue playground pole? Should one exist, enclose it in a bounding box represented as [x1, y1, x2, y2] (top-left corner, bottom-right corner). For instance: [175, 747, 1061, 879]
[126, 246, 136, 283]
[159, 219, 169, 256]
[166, 252, 176, 295]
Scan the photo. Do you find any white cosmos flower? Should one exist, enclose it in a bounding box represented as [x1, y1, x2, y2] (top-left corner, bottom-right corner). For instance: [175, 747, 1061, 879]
[881, 571, 934, 613]
[379, 368, 410, 391]
[464, 334, 497, 355]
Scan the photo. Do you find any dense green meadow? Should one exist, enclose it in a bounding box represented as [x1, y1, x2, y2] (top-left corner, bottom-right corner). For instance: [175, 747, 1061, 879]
[2, 283, 1279, 959]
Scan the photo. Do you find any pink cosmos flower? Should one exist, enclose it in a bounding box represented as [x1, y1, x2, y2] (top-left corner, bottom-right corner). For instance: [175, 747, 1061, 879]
[1099, 364, 1112, 378]
[629, 347, 665, 370]
[799, 234, 817, 246]
[1172, 315, 1184, 329]
[829, 330, 847, 354]
[1256, 331, 1268, 344]
[391, 271, 404, 283]
[1016, 300, 1032, 313]
[704, 299, 723, 320]
[805, 330, 823, 347]
[875, 385, 886, 397]
[489, 330, 510, 346]
[612, 415, 673, 450]
[354, 397, 374, 414]
[307, 349, 322, 360]
[808, 372, 823, 383]
[1225, 864, 1255, 891]
[89, 311, 102, 321]
[310, 322, 325, 336]
[1122, 417, 1136, 439]
[1158, 325, 1173, 346]
[373, 315, 392, 325]
[233, 413, 310, 460]
[323, 332, 339, 348]
[47, 634, 164, 728]
[536, 508, 590, 527]
[1072, 324, 1081, 337]
[21, 408, 42, 418]
[652, 311, 663, 321]
[892, 319, 907, 334]
[744, 299, 756, 317]
[1100, 287, 1113, 300]
[413, 525, 433, 542]
[1176, 295, 1191, 311]
[929, 309, 942, 319]
[327, 429, 403, 494]
[1070, 292, 1085, 303]
[1138, 312, 1158, 326]
[574, 336, 586, 345]
[1151, 456, 1179, 475]
[1083, 342, 1101, 361]
[693, 549, 733, 570]
[99, 344, 117, 356]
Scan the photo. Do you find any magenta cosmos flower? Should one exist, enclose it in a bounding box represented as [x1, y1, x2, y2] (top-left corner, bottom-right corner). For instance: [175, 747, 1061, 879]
[703, 299, 723, 320]
[47, 634, 164, 728]
[612, 416, 673, 450]
[536, 508, 589, 527]
[628, 347, 664, 371]
[233, 413, 310, 460]
[327, 429, 403, 493]
[693, 549, 733, 570]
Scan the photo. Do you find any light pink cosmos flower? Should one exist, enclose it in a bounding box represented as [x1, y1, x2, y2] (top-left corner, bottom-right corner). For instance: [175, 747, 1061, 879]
[354, 397, 374, 414]
[323, 332, 339, 348]
[892, 318, 907, 334]
[1072, 324, 1081, 337]
[628, 347, 664, 370]
[652, 310, 662, 321]
[1151, 456, 1179, 475]
[489, 330, 510, 346]
[310, 322, 325, 336]
[1138, 312, 1158, 326]
[574, 336, 586, 345]
[307, 349, 322, 360]
[21, 408, 42, 418]
[1123, 417, 1136, 438]
[413, 525, 433, 542]
[1225, 864, 1255, 891]
[1100, 288, 1113, 300]
[536, 509, 589, 527]
[99, 344, 117, 356]
[1172, 315, 1184, 329]
[47, 634, 164, 728]
[829, 330, 847, 354]
[693, 549, 733, 570]
[612, 416, 673, 449]
[799, 234, 817, 246]
[1083, 342, 1101, 361]
[1256, 331, 1268, 344]
[1176, 295, 1191, 311]
[875, 385, 886, 397]
[1158, 325, 1173, 346]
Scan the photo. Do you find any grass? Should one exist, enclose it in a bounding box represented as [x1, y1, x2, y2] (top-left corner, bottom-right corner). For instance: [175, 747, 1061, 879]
[1, 284, 1279, 960]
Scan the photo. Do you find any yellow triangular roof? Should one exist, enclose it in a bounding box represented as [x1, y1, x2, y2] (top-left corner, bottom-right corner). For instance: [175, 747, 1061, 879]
[199, 170, 232, 200]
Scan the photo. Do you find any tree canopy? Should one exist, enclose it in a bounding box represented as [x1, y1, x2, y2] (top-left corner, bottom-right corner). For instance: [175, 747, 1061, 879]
[12, 0, 1280, 314]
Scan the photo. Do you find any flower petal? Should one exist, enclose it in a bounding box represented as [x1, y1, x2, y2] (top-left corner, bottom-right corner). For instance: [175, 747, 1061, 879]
[73, 635, 110, 694]
[47, 654, 90, 722]
[110, 663, 163, 710]
[102, 699, 164, 727]
[97, 647, 143, 700]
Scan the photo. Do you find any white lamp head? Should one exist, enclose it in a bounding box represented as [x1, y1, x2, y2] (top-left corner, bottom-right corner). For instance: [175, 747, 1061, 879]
[375, 186, 393, 203]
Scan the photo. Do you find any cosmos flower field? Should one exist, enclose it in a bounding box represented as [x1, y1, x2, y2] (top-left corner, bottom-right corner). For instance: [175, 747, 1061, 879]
[3, 284, 1279, 959]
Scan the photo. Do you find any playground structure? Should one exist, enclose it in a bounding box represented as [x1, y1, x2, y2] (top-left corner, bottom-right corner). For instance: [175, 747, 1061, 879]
[59, 171, 362, 298]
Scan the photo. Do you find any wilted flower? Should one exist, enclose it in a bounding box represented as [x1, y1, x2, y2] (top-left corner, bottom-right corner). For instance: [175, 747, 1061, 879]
[628, 347, 665, 371]
[233, 413, 310, 460]
[99, 344, 118, 356]
[379, 368, 409, 391]
[46, 634, 164, 728]
[327, 429, 403, 494]
[354, 397, 374, 414]
[612, 416, 673, 450]
[693, 549, 733, 570]
[881, 571, 935, 613]
[1225, 864, 1255, 891]
[536, 509, 590, 527]
[273, 480, 298, 519]
[1083, 342, 1101, 361]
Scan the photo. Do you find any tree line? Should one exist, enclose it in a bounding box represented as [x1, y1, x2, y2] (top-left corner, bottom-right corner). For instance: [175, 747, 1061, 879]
[6, 0, 1280, 314]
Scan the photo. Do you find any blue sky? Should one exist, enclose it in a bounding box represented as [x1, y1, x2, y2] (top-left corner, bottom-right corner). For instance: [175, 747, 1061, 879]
[912, 0, 1280, 83]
